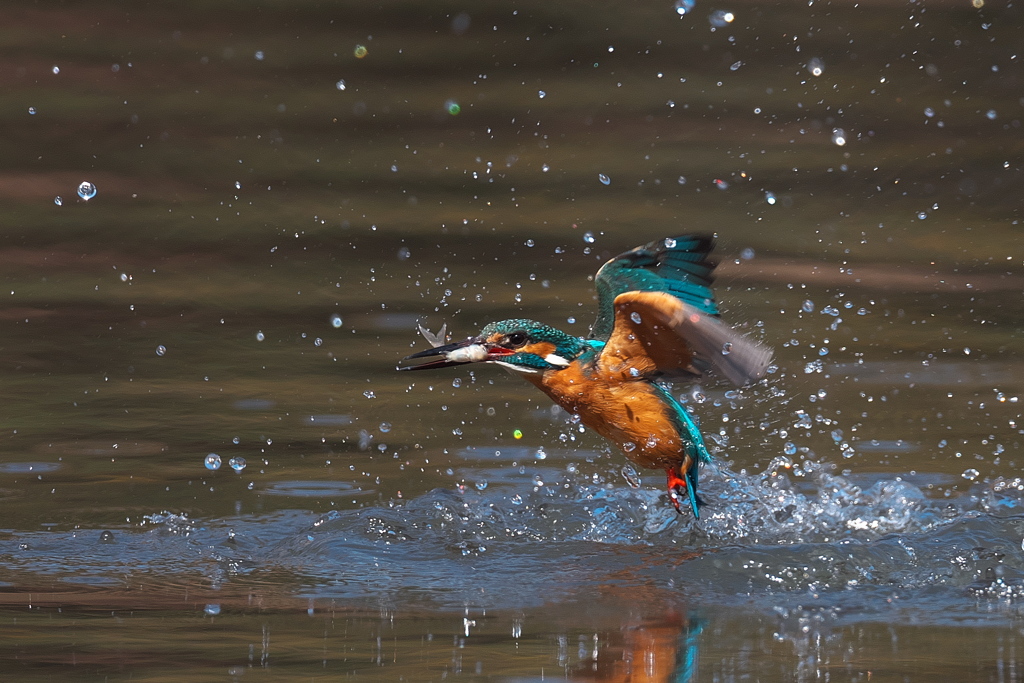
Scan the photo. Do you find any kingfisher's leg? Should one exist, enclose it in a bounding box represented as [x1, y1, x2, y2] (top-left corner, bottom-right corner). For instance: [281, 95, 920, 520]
[665, 456, 701, 519]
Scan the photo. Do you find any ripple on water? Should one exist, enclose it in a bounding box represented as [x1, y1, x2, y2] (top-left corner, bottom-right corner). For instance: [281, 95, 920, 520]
[262, 481, 375, 498]
[0, 462, 62, 474]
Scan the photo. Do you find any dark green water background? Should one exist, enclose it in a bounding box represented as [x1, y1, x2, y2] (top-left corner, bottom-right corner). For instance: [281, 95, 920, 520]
[1, 0, 1023, 680]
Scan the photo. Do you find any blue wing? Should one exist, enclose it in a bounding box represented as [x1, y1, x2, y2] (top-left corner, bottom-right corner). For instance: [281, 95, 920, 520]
[591, 235, 718, 341]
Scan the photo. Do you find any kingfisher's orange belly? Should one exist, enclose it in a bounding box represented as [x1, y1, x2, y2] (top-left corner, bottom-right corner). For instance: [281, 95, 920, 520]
[525, 369, 685, 469]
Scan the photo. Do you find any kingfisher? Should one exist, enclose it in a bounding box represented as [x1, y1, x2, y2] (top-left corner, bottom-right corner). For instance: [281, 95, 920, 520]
[399, 235, 772, 518]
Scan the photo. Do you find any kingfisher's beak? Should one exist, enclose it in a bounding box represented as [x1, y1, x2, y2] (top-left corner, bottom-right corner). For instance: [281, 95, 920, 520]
[398, 338, 511, 371]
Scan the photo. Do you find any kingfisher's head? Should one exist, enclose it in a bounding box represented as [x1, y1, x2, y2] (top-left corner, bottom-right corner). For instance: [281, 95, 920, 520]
[400, 319, 586, 374]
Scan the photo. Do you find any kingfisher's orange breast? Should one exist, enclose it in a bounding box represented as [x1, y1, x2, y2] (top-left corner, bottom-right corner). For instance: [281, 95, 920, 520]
[523, 362, 686, 469]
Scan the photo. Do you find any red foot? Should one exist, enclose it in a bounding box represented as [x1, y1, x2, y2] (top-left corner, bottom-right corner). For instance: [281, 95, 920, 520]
[665, 467, 689, 515]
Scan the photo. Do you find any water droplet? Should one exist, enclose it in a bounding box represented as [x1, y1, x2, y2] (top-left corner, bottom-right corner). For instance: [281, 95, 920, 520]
[534, 447, 546, 460]
[228, 456, 247, 472]
[807, 57, 825, 77]
[54, 196, 63, 206]
[28, 107, 36, 115]
[155, 345, 166, 356]
[232, 437, 240, 445]
[740, 247, 755, 260]
[675, 0, 696, 14]
[378, 422, 392, 434]
[452, 378, 461, 388]
[475, 479, 488, 490]
[314, 337, 323, 346]
[664, 237, 677, 248]
[831, 128, 847, 146]
[597, 173, 611, 185]
[256, 331, 265, 341]
[354, 45, 368, 59]
[205, 453, 222, 470]
[630, 311, 642, 324]
[962, 468, 980, 481]
[917, 211, 928, 220]
[541, 163, 550, 172]
[204, 604, 221, 616]
[582, 231, 595, 243]
[714, 178, 729, 190]
[445, 99, 460, 115]
[708, 9, 735, 26]
[622, 441, 637, 453]
[802, 300, 815, 313]
[729, 60, 743, 71]
[986, 109, 997, 120]
[621, 465, 642, 488]
[511, 494, 523, 505]
[99, 530, 115, 543]
[765, 191, 776, 205]
[783, 442, 797, 456]
[330, 314, 343, 328]
[335, 79, 346, 91]
[721, 342, 733, 355]
[514, 429, 524, 440]
[77, 181, 97, 200]
[52, 66, 60, 75]
[677, 175, 687, 184]
[254, 50, 265, 61]
[363, 390, 376, 399]
[924, 107, 935, 118]
[538, 90, 546, 99]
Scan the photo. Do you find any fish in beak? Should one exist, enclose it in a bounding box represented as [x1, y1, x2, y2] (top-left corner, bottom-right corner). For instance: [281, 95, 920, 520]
[398, 338, 514, 371]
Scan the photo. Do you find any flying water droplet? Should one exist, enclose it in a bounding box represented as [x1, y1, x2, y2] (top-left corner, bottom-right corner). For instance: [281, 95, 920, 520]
[630, 311, 642, 324]
[721, 342, 733, 355]
[205, 453, 222, 470]
[534, 447, 547, 460]
[155, 345, 167, 356]
[538, 90, 546, 99]
[379, 422, 392, 433]
[77, 181, 97, 200]
[708, 9, 734, 26]
[621, 465, 642, 488]
[807, 58, 825, 77]
[831, 128, 847, 146]
[664, 237, 677, 248]
[452, 378, 461, 388]
[674, 0, 696, 15]
[802, 300, 815, 313]
[598, 173, 611, 185]
[740, 247, 755, 260]
[335, 79, 346, 91]
[445, 99, 461, 115]
[622, 442, 636, 453]
[475, 479, 488, 491]
[256, 331, 265, 341]
[54, 196, 63, 206]
[765, 191, 776, 205]
[228, 457, 247, 472]
[204, 604, 221, 616]
[52, 66, 60, 75]
[783, 442, 797, 456]
[962, 468, 980, 481]
[28, 107, 36, 115]
[582, 231, 595, 243]
[330, 314, 343, 328]
[986, 109, 997, 120]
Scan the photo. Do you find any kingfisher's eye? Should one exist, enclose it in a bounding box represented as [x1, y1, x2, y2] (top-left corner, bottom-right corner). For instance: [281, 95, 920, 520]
[506, 332, 528, 348]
